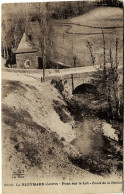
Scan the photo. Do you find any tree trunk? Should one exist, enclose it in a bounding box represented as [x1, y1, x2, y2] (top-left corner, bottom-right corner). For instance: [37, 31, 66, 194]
[42, 3, 47, 82]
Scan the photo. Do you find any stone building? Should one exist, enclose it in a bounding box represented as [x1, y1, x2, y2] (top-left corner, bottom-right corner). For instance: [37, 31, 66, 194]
[15, 33, 39, 69]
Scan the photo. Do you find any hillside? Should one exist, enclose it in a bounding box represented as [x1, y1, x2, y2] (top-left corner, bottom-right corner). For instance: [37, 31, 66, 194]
[2, 5, 123, 68]
[49, 7, 123, 67]
[2, 78, 93, 180]
[2, 69, 122, 183]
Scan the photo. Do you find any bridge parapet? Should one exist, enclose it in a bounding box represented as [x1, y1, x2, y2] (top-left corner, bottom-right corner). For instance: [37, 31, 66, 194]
[49, 70, 98, 97]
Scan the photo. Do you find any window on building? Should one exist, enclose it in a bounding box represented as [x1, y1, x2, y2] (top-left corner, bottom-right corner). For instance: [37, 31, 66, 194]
[24, 60, 31, 68]
[28, 35, 32, 41]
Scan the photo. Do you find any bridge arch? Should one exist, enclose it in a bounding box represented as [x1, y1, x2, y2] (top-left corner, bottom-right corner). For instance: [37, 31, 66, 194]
[72, 83, 97, 95]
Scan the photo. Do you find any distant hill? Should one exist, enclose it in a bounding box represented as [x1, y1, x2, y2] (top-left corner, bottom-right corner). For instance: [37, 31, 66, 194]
[1, 1, 123, 65]
[49, 7, 123, 67]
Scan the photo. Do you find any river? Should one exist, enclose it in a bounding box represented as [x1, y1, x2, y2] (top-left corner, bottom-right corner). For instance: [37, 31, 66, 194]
[68, 93, 122, 176]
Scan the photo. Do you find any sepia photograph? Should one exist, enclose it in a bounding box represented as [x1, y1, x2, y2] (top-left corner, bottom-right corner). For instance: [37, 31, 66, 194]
[1, 0, 123, 193]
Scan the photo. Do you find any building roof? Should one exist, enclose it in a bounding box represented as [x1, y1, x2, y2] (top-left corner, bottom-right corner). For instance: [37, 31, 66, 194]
[15, 33, 37, 54]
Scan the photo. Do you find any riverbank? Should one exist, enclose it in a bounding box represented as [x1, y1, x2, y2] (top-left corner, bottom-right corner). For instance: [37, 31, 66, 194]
[51, 75, 123, 176]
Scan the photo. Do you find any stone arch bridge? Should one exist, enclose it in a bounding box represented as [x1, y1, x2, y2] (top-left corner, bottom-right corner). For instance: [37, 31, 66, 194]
[45, 66, 100, 96]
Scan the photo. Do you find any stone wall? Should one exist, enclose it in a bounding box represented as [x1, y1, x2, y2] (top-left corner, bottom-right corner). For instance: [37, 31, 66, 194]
[16, 52, 39, 69]
[50, 71, 97, 97]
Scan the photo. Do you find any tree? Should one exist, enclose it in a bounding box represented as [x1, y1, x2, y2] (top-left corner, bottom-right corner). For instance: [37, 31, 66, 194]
[33, 3, 48, 82]
[86, 41, 96, 66]
[103, 38, 122, 120]
[2, 3, 27, 59]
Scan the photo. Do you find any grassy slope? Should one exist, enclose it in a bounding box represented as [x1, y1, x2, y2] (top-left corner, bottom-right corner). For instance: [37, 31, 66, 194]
[2, 80, 97, 180]
[2, 75, 122, 181]
[50, 7, 123, 67]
